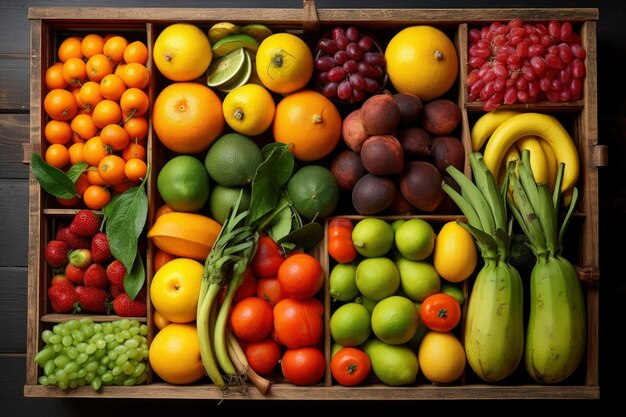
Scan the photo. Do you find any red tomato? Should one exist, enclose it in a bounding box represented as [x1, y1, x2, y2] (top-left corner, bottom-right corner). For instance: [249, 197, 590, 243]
[327, 217, 357, 263]
[419, 293, 462, 332]
[277, 253, 324, 299]
[244, 337, 282, 376]
[251, 235, 285, 277]
[229, 296, 274, 342]
[281, 346, 326, 386]
[330, 347, 371, 386]
[219, 266, 257, 305]
[273, 297, 324, 348]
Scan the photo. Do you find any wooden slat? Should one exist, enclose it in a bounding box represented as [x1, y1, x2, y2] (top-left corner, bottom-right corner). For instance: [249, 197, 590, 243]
[0, 114, 30, 179]
[0, 180, 29, 267]
[0, 56, 30, 111]
[0, 268, 28, 353]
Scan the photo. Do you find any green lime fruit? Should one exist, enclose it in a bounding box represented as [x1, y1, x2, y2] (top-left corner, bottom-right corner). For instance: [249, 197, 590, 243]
[329, 262, 359, 302]
[354, 295, 378, 313]
[362, 338, 419, 386]
[407, 302, 429, 350]
[352, 218, 395, 258]
[204, 132, 263, 187]
[331, 342, 344, 357]
[208, 184, 251, 225]
[394, 218, 436, 261]
[211, 33, 260, 57]
[240, 23, 273, 43]
[157, 155, 210, 212]
[329, 302, 372, 347]
[206, 47, 248, 87]
[390, 219, 406, 232]
[396, 257, 441, 302]
[441, 282, 465, 306]
[371, 295, 419, 345]
[218, 49, 252, 93]
[286, 165, 339, 220]
[355, 257, 400, 301]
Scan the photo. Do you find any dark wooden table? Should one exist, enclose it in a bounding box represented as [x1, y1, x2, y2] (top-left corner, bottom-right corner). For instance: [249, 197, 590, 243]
[1, 0, 623, 414]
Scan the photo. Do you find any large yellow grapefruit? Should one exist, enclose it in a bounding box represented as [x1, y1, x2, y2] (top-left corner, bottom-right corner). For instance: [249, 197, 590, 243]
[385, 25, 459, 101]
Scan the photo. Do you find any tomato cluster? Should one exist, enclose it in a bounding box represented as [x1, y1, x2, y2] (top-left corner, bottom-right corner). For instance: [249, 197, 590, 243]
[42, 33, 150, 209]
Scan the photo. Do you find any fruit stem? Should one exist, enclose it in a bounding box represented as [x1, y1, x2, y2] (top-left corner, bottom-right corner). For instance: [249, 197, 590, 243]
[234, 108, 244, 121]
[434, 50, 443, 61]
[312, 114, 322, 124]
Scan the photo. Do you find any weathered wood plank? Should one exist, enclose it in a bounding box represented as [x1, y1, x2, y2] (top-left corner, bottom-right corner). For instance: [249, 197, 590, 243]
[0, 268, 28, 353]
[0, 114, 30, 179]
[0, 180, 29, 267]
[0, 57, 30, 112]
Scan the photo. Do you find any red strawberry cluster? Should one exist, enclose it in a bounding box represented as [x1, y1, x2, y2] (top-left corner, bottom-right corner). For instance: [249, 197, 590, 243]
[45, 209, 147, 317]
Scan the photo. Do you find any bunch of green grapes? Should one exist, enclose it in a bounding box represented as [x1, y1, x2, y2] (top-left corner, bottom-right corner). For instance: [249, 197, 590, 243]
[34, 317, 149, 390]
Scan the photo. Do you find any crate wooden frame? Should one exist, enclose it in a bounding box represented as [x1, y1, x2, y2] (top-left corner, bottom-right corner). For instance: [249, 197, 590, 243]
[24, 1, 604, 400]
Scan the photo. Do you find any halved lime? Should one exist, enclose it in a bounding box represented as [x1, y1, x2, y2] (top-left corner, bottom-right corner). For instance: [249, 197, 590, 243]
[217, 50, 252, 93]
[208, 21, 240, 44]
[206, 47, 247, 88]
[212, 33, 260, 57]
[240, 23, 273, 43]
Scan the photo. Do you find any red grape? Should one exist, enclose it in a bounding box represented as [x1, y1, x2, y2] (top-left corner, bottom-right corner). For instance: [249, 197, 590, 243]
[337, 80, 352, 100]
[345, 26, 360, 42]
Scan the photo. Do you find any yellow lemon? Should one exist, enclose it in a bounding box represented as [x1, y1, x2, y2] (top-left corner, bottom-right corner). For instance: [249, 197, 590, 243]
[255, 33, 313, 94]
[433, 221, 478, 283]
[153, 23, 212, 81]
[385, 25, 459, 101]
[150, 258, 203, 324]
[418, 330, 466, 384]
[222, 83, 276, 136]
[149, 323, 205, 385]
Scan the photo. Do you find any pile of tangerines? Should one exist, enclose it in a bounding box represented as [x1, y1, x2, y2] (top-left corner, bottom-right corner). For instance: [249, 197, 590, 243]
[43, 33, 150, 209]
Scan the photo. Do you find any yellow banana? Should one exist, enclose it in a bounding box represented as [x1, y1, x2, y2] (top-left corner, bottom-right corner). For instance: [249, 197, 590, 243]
[498, 144, 520, 183]
[471, 110, 521, 151]
[525, 256, 586, 384]
[515, 136, 550, 186]
[483, 113, 579, 192]
[464, 262, 524, 382]
[539, 138, 558, 192]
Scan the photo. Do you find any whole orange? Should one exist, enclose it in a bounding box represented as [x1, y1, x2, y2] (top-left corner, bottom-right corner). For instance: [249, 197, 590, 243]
[281, 346, 326, 386]
[229, 296, 274, 342]
[152, 82, 225, 154]
[149, 322, 205, 385]
[277, 253, 324, 299]
[273, 89, 341, 161]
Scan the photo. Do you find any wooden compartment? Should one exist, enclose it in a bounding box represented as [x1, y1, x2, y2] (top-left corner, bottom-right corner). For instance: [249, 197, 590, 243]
[25, 1, 603, 400]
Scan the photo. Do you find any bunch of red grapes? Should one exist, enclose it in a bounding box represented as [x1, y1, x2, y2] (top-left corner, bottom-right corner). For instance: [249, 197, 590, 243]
[467, 19, 587, 110]
[314, 26, 387, 104]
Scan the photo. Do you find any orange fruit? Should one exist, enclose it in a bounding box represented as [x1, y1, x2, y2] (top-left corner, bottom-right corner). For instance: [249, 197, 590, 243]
[81, 33, 105, 58]
[86, 168, 107, 186]
[255, 33, 313, 94]
[277, 253, 324, 299]
[103, 35, 129, 65]
[82, 184, 111, 209]
[123, 116, 149, 142]
[120, 87, 150, 118]
[122, 141, 146, 162]
[123, 40, 149, 65]
[70, 113, 99, 142]
[273, 89, 341, 161]
[152, 310, 172, 330]
[229, 296, 274, 342]
[124, 158, 147, 181]
[57, 36, 83, 62]
[98, 154, 127, 185]
[44, 120, 72, 145]
[82, 136, 109, 166]
[45, 62, 69, 90]
[62, 57, 88, 87]
[152, 82, 225, 154]
[281, 346, 326, 386]
[99, 73, 127, 101]
[100, 123, 130, 151]
[85, 53, 114, 82]
[44, 88, 78, 121]
[68, 142, 86, 165]
[148, 322, 204, 385]
[78, 81, 103, 110]
[150, 257, 203, 324]
[121, 62, 150, 89]
[92, 99, 123, 128]
[44, 143, 70, 169]
[153, 248, 178, 273]
[244, 338, 282, 376]
[155, 204, 176, 219]
[385, 25, 459, 101]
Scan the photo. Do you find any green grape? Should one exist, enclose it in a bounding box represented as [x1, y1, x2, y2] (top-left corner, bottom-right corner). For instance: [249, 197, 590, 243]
[118, 319, 131, 330]
[71, 329, 85, 343]
[52, 343, 63, 353]
[66, 319, 80, 330]
[124, 338, 139, 349]
[97, 364, 107, 375]
[52, 324, 63, 335]
[132, 362, 146, 378]
[121, 330, 131, 340]
[115, 333, 124, 343]
[48, 334, 62, 344]
[48, 374, 57, 385]
[38, 375, 49, 386]
[61, 335, 73, 347]
[77, 368, 86, 379]
[129, 326, 140, 336]
[101, 372, 113, 383]
[77, 342, 88, 352]
[44, 360, 56, 376]
[111, 365, 123, 376]
[85, 361, 98, 372]
[123, 377, 137, 386]
[122, 362, 135, 375]
[66, 346, 79, 360]
[41, 330, 54, 344]
[126, 348, 138, 360]
[76, 352, 89, 364]
[116, 354, 129, 366]
[85, 343, 97, 355]
[53, 355, 70, 368]
[34, 346, 54, 365]
[91, 377, 102, 391]
[63, 361, 79, 374]
[96, 339, 106, 350]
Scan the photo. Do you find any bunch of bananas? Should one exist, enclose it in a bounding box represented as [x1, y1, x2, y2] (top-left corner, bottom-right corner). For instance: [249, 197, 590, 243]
[471, 111, 580, 202]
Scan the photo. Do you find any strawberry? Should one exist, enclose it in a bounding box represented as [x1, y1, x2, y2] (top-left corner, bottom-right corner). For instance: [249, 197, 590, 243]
[106, 259, 126, 287]
[68, 248, 92, 268]
[112, 293, 147, 317]
[44, 240, 70, 268]
[65, 263, 85, 285]
[91, 232, 112, 263]
[48, 281, 78, 313]
[110, 283, 125, 299]
[83, 263, 108, 289]
[75, 286, 111, 314]
[56, 226, 91, 250]
[51, 273, 70, 287]
[69, 209, 101, 238]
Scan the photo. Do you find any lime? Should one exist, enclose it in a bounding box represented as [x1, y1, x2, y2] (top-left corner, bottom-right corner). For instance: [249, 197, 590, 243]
[390, 219, 406, 232]
[156, 155, 210, 212]
[371, 295, 419, 345]
[394, 218, 436, 261]
[352, 218, 395, 258]
[362, 338, 419, 386]
[407, 302, 429, 350]
[441, 282, 465, 306]
[240, 23, 273, 43]
[355, 257, 400, 301]
[211, 33, 259, 57]
[329, 302, 371, 347]
[206, 47, 247, 88]
[396, 257, 441, 302]
[354, 295, 378, 313]
[286, 165, 339, 220]
[208, 184, 251, 225]
[204, 132, 263, 187]
[208, 21, 240, 44]
[331, 342, 344, 357]
[218, 49, 252, 93]
[329, 262, 359, 302]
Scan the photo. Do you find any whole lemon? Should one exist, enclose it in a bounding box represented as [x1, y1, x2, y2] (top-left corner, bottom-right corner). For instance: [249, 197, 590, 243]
[150, 258, 203, 324]
[256, 33, 313, 94]
[418, 330, 466, 384]
[153, 23, 212, 81]
[433, 221, 478, 282]
[149, 323, 205, 385]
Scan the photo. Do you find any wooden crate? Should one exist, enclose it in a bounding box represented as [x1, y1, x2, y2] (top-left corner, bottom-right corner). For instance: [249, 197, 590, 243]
[24, 1, 604, 400]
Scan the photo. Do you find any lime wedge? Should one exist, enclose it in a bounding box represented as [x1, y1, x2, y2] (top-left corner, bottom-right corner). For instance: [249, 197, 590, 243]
[212, 33, 260, 57]
[206, 47, 247, 88]
[208, 21, 240, 44]
[240, 23, 273, 43]
[218, 50, 253, 93]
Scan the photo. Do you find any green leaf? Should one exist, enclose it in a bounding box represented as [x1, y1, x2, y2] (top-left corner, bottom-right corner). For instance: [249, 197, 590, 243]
[249, 143, 294, 225]
[106, 185, 148, 274]
[30, 153, 76, 199]
[278, 221, 323, 251]
[268, 199, 294, 242]
[124, 253, 145, 301]
[66, 162, 88, 182]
